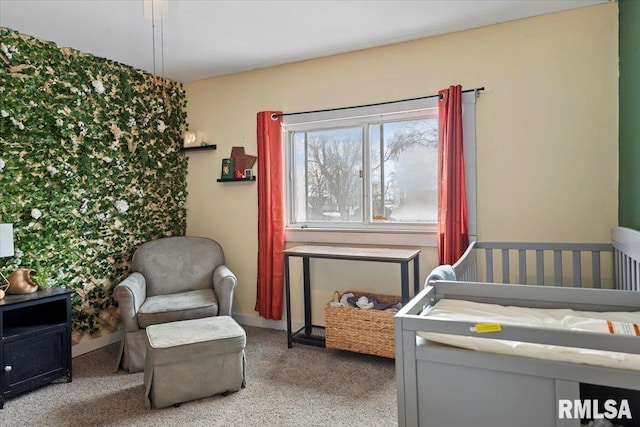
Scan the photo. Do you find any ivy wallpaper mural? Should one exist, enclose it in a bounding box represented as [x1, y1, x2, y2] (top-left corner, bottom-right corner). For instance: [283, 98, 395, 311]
[0, 28, 188, 344]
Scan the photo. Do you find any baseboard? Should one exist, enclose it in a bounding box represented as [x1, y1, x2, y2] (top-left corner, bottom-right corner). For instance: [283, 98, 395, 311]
[72, 330, 123, 358]
[233, 313, 304, 332]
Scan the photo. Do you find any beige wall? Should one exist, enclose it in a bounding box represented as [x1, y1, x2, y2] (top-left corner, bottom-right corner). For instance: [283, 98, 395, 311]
[185, 3, 618, 328]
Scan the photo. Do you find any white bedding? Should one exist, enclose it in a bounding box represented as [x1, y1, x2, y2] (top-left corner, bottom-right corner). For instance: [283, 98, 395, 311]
[418, 299, 640, 371]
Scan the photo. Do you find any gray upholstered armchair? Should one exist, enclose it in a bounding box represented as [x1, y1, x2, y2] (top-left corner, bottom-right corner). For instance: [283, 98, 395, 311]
[114, 236, 237, 373]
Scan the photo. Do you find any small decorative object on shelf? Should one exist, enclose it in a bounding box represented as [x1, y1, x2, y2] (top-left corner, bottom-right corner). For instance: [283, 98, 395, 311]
[183, 130, 205, 148]
[181, 130, 216, 152]
[229, 146, 257, 180]
[216, 147, 258, 182]
[221, 158, 235, 179]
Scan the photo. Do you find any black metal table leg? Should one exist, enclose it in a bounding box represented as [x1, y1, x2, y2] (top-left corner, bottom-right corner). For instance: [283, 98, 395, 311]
[413, 255, 420, 294]
[285, 254, 293, 348]
[303, 256, 312, 336]
[401, 261, 409, 304]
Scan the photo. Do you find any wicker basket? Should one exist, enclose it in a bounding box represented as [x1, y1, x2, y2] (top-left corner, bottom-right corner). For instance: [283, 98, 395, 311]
[325, 291, 401, 359]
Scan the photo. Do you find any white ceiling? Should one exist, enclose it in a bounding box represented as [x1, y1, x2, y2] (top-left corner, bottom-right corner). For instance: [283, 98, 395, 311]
[0, 0, 610, 83]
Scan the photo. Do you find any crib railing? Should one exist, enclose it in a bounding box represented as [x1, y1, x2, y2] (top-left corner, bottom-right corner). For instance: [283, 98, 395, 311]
[452, 241, 613, 288]
[452, 241, 479, 282]
[612, 227, 640, 291]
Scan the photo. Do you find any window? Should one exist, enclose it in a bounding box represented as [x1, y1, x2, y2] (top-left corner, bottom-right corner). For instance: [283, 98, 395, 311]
[283, 94, 477, 246]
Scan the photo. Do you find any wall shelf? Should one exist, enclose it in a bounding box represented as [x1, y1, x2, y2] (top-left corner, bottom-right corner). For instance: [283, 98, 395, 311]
[217, 176, 256, 183]
[180, 145, 217, 152]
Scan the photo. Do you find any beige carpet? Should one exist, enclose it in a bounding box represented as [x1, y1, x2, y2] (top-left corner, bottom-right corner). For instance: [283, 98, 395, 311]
[0, 326, 397, 427]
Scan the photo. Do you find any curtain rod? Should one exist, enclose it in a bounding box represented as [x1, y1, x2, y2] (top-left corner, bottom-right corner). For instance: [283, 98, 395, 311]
[272, 87, 484, 119]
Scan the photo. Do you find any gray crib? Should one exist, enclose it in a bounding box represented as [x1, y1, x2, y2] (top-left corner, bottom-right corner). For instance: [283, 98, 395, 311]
[395, 227, 640, 427]
[451, 227, 640, 291]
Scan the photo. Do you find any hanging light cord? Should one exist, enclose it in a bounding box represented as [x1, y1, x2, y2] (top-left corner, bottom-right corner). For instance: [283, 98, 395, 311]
[160, 7, 165, 80]
[151, 0, 157, 77]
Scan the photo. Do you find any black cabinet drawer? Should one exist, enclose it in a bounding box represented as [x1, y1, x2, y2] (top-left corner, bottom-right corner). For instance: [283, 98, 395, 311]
[2, 325, 69, 395]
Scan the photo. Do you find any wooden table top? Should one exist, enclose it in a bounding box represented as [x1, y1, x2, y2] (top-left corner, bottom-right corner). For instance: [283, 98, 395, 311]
[283, 245, 420, 262]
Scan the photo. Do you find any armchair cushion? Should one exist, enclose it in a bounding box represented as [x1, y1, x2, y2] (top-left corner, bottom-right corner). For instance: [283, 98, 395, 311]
[133, 237, 225, 297]
[138, 289, 219, 328]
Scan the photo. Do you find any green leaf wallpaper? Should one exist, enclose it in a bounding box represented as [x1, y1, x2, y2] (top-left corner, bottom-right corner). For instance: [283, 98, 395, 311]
[0, 28, 188, 344]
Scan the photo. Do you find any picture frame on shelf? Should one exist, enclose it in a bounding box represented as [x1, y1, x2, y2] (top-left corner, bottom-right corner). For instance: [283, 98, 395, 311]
[183, 130, 204, 148]
[234, 154, 257, 176]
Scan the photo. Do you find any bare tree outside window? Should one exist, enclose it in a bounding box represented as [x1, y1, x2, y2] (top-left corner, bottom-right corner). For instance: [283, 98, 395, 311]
[289, 111, 438, 227]
[294, 127, 362, 222]
[370, 118, 438, 223]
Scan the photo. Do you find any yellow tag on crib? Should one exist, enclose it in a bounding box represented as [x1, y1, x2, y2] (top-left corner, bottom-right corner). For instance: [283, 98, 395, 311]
[473, 323, 502, 333]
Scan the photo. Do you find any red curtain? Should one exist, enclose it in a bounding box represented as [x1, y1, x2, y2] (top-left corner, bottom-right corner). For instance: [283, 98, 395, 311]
[437, 85, 469, 265]
[255, 111, 285, 320]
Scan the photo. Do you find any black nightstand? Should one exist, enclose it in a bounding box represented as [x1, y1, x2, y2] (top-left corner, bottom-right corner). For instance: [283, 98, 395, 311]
[1, 287, 73, 408]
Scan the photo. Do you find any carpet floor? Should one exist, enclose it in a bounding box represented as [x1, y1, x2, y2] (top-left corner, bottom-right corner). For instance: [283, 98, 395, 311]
[0, 326, 397, 427]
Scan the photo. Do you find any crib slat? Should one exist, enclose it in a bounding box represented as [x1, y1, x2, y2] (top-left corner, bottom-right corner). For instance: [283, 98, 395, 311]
[621, 254, 629, 291]
[486, 248, 493, 283]
[631, 258, 635, 291]
[536, 250, 544, 285]
[614, 248, 621, 290]
[628, 254, 632, 290]
[592, 251, 601, 288]
[554, 250, 562, 286]
[572, 250, 581, 287]
[626, 257, 633, 292]
[620, 253, 629, 290]
[623, 253, 629, 291]
[628, 256, 633, 290]
[611, 249, 616, 288]
[518, 249, 527, 284]
[501, 249, 510, 283]
[620, 250, 624, 289]
[628, 258, 632, 291]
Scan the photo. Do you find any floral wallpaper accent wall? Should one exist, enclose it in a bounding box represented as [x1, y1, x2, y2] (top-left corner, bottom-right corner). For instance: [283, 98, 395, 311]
[0, 28, 188, 344]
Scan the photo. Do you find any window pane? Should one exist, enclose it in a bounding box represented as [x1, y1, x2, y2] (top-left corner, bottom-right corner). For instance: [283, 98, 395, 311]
[292, 127, 363, 223]
[369, 118, 438, 223]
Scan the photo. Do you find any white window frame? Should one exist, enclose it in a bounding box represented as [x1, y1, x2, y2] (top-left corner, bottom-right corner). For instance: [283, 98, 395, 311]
[282, 93, 477, 247]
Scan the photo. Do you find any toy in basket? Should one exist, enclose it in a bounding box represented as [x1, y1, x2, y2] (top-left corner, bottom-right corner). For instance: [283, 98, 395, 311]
[324, 291, 401, 359]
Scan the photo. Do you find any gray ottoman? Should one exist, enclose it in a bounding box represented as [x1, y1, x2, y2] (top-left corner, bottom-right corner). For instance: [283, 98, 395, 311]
[144, 316, 246, 409]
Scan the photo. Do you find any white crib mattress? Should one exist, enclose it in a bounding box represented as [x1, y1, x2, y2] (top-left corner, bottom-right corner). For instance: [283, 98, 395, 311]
[418, 299, 640, 371]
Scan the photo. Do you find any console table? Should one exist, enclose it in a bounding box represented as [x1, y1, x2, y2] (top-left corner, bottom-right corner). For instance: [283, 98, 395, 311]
[1, 287, 73, 408]
[283, 245, 421, 348]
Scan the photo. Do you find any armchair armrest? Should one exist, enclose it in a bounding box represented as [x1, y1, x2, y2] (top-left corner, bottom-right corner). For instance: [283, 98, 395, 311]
[213, 264, 237, 316]
[114, 272, 146, 333]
